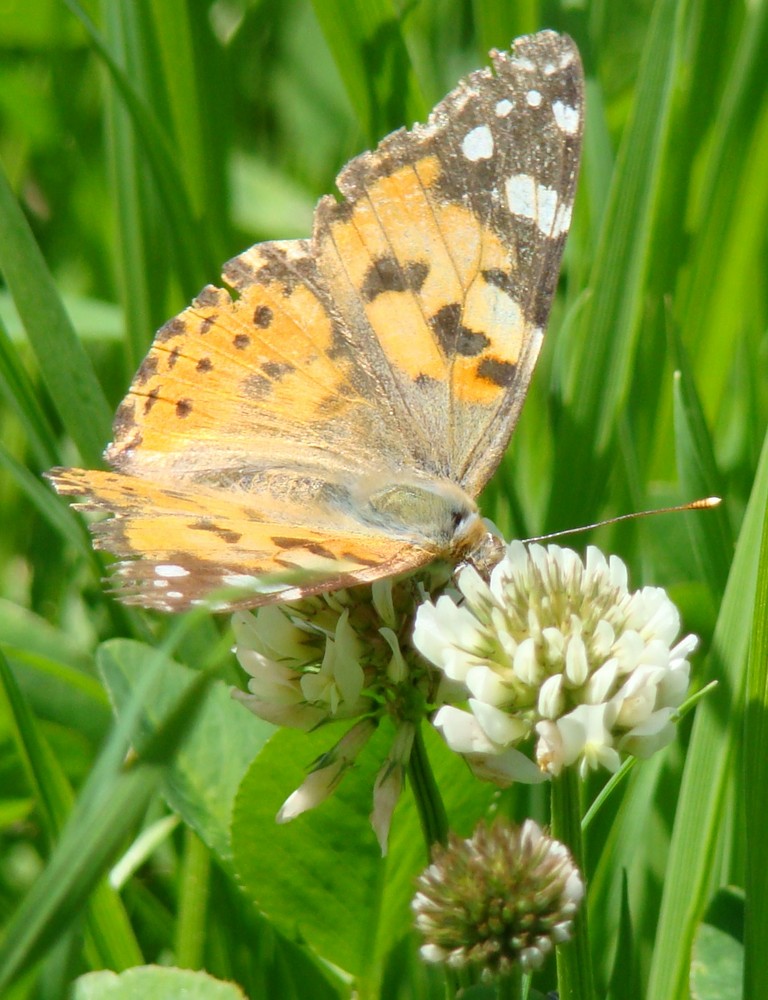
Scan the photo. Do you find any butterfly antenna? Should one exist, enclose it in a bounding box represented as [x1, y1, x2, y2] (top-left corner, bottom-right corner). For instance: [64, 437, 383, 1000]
[525, 497, 722, 544]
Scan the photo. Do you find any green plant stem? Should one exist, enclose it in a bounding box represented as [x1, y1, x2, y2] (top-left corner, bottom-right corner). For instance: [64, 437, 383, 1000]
[551, 769, 595, 1000]
[497, 965, 524, 999]
[408, 722, 448, 858]
[175, 827, 210, 969]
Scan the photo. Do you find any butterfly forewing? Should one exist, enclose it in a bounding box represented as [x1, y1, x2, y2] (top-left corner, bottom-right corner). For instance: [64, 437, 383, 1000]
[315, 31, 583, 495]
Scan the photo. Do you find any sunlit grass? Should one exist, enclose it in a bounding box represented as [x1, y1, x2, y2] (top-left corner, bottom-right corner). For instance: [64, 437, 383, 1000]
[0, 1, 765, 997]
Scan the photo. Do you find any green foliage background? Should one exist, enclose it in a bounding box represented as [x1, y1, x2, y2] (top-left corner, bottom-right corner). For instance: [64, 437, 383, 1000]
[1, 0, 767, 997]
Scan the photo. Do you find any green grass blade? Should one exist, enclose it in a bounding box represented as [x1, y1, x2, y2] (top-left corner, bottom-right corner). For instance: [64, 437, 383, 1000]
[547, 0, 684, 528]
[0, 319, 58, 471]
[310, 0, 427, 140]
[672, 363, 733, 597]
[743, 476, 768, 997]
[64, 0, 215, 294]
[0, 158, 112, 466]
[676, 3, 768, 420]
[101, 3, 156, 373]
[0, 648, 143, 976]
[645, 425, 768, 999]
[0, 444, 89, 551]
[0, 619, 215, 991]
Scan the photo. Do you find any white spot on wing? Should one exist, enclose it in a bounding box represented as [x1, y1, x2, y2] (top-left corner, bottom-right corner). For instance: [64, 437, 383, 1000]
[505, 174, 537, 222]
[155, 564, 190, 578]
[555, 201, 573, 235]
[552, 100, 579, 135]
[526, 89, 542, 107]
[537, 186, 559, 234]
[466, 281, 523, 333]
[461, 124, 494, 161]
[505, 174, 571, 238]
[512, 56, 536, 72]
[495, 98, 513, 117]
[166, 591, 183, 600]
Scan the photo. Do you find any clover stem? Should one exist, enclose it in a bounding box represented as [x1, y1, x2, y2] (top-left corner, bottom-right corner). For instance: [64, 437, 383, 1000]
[408, 722, 449, 858]
[551, 769, 595, 1000]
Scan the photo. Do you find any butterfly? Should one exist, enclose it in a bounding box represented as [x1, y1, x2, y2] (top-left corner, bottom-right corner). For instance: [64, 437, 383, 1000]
[49, 30, 583, 613]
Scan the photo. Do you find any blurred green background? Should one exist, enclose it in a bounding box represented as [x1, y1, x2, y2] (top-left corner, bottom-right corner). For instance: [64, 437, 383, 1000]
[0, 1, 766, 998]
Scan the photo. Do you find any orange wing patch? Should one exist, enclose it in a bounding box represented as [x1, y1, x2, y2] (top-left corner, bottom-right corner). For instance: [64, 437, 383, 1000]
[317, 157, 529, 409]
[108, 242, 383, 479]
[50, 467, 438, 610]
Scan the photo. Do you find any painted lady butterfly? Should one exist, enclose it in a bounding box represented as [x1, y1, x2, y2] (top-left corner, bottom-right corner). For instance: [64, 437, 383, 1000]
[49, 30, 583, 612]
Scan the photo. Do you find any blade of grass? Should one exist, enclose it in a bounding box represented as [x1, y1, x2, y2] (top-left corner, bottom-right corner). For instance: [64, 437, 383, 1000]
[0, 616, 217, 991]
[310, 0, 427, 142]
[0, 444, 90, 553]
[672, 361, 733, 597]
[743, 471, 768, 997]
[63, 0, 215, 295]
[547, 0, 685, 528]
[0, 157, 112, 466]
[645, 423, 768, 998]
[101, 2, 156, 374]
[149, 1, 209, 219]
[676, 2, 768, 420]
[0, 648, 143, 977]
[0, 319, 58, 471]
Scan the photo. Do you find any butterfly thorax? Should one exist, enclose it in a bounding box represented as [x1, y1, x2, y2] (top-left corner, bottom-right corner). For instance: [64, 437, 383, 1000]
[356, 473, 486, 558]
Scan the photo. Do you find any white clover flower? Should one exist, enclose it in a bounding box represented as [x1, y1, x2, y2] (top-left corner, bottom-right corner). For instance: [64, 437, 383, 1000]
[370, 721, 415, 854]
[413, 819, 584, 977]
[231, 569, 450, 850]
[277, 719, 377, 822]
[414, 541, 697, 781]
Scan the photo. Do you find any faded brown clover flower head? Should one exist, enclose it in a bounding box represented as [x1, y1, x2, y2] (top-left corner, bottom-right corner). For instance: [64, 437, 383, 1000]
[413, 819, 583, 977]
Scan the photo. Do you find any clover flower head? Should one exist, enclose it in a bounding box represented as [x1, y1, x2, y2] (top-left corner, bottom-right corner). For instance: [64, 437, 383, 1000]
[414, 541, 697, 780]
[413, 819, 584, 977]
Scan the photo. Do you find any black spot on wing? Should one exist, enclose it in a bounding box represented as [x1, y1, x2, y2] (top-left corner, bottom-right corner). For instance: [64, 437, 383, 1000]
[477, 357, 517, 387]
[156, 317, 185, 343]
[341, 550, 380, 567]
[430, 303, 489, 357]
[134, 354, 158, 386]
[482, 268, 517, 297]
[143, 387, 160, 414]
[176, 399, 193, 418]
[233, 333, 251, 350]
[361, 256, 429, 301]
[196, 357, 213, 373]
[262, 360, 294, 380]
[254, 305, 273, 328]
[194, 285, 224, 308]
[270, 537, 338, 562]
[188, 519, 242, 544]
[224, 242, 317, 298]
